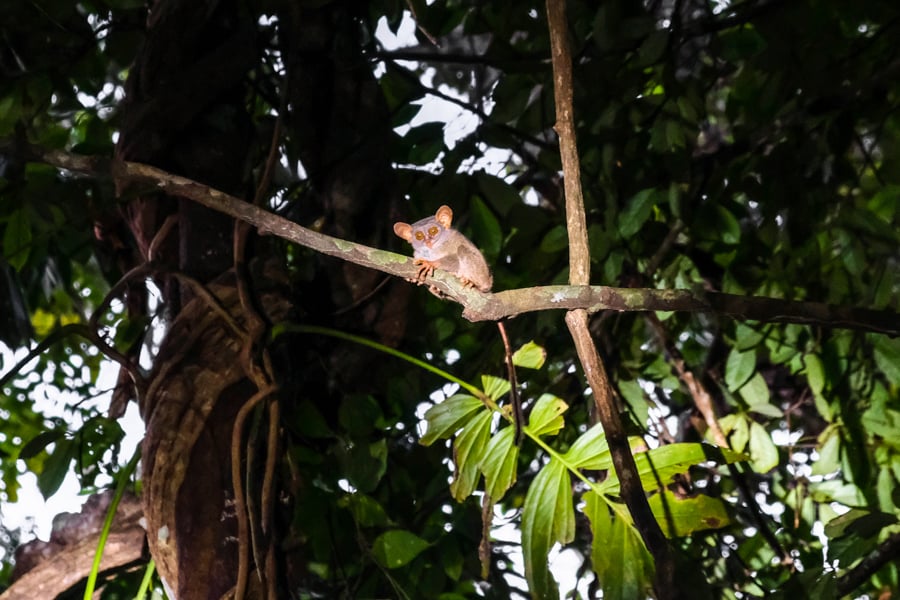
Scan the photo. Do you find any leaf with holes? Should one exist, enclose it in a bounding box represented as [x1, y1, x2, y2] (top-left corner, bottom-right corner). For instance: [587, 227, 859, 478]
[528, 394, 568, 438]
[650, 490, 732, 537]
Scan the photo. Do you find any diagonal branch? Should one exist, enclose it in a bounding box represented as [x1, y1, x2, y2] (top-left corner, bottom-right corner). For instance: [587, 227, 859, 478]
[836, 532, 900, 597]
[24, 146, 899, 337]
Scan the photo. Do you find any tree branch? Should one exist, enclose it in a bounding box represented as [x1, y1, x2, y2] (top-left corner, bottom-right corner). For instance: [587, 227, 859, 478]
[474, 286, 898, 335]
[836, 532, 900, 597]
[23, 146, 898, 337]
[545, 0, 676, 597]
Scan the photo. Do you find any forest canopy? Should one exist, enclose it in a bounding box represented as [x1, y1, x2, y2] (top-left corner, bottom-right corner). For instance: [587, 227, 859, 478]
[0, 0, 899, 599]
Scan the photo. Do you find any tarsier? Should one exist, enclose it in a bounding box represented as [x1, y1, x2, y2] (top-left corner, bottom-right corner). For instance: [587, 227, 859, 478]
[394, 205, 524, 444]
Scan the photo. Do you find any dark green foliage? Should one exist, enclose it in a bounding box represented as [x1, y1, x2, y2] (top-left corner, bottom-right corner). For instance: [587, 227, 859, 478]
[1, 0, 899, 598]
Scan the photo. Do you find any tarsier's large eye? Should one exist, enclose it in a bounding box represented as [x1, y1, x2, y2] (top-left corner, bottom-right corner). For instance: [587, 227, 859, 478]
[428, 226, 439, 238]
[414, 231, 425, 241]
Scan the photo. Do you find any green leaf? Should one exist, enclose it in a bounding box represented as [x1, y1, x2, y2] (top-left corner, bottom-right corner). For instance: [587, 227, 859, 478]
[618, 189, 656, 238]
[719, 414, 749, 453]
[824, 508, 897, 539]
[339, 394, 384, 437]
[31, 307, 57, 338]
[861, 407, 900, 446]
[748, 422, 779, 473]
[600, 443, 745, 495]
[528, 394, 568, 437]
[420, 394, 485, 446]
[480, 426, 519, 500]
[372, 530, 431, 569]
[873, 336, 900, 385]
[481, 374, 511, 403]
[649, 490, 732, 537]
[390, 103, 423, 129]
[807, 352, 834, 421]
[522, 459, 574, 599]
[664, 119, 686, 149]
[713, 205, 741, 245]
[539, 225, 569, 253]
[294, 401, 333, 439]
[725, 348, 756, 391]
[876, 468, 894, 512]
[19, 429, 66, 460]
[112, 315, 150, 350]
[603, 249, 624, 282]
[339, 493, 392, 527]
[618, 379, 650, 428]
[38, 437, 74, 499]
[809, 480, 866, 506]
[734, 323, 765, 351]
[77, 416, 124, 469]
[476, 172, 521, 216]
[449, 409, 493, 501]
[812, 426, 841, 476]
[3, 208, 33, 271]
[0, 94, 20, 136]
[338, 439, 387, 493]
[470, 195, 502, 258]
[747, 401, 784, 419]
[512, 341, 546, 370]
[440, 539, 465, 582]
[563, 423, 611, 470]
[584, 491, 654, 600]
[490, 74, 538, 124]
[805, 354, 826, 394]
[637, 30, 669, 67]
[739, 373, 781, 417]
[401, 122, 446, 165]
[720, 25, 767, 61]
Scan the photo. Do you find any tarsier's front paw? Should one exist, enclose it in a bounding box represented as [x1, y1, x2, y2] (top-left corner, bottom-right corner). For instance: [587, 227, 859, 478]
[410, 259, 449, 298]
[413, 258, 437, 283]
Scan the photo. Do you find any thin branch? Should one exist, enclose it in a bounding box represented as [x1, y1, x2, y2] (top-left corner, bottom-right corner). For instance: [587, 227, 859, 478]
[680, 0, 789, 38]
[646, 313, 791, 565]
[836, 532, 900, 596]
[0, 323, 133, 390]
[389, 65, 557, 152]
[648, 313, 728, 448]
[402, 0, 439, 47]
[369, 48, 547, 67]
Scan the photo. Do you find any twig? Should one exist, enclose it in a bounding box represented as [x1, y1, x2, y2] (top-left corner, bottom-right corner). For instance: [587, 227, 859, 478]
[403, 0, 439, 46]
[836, 532, 900, 596]
[479, 493, 493, 579]
[388, 66, 556, 153]
[0, 323, 133, 390]
[646, 314, 791, 565]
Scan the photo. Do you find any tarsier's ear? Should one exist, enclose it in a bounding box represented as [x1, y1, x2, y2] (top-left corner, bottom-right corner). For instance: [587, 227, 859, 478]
[435, 205, 453, 229]
[393, 222, 413, 241]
